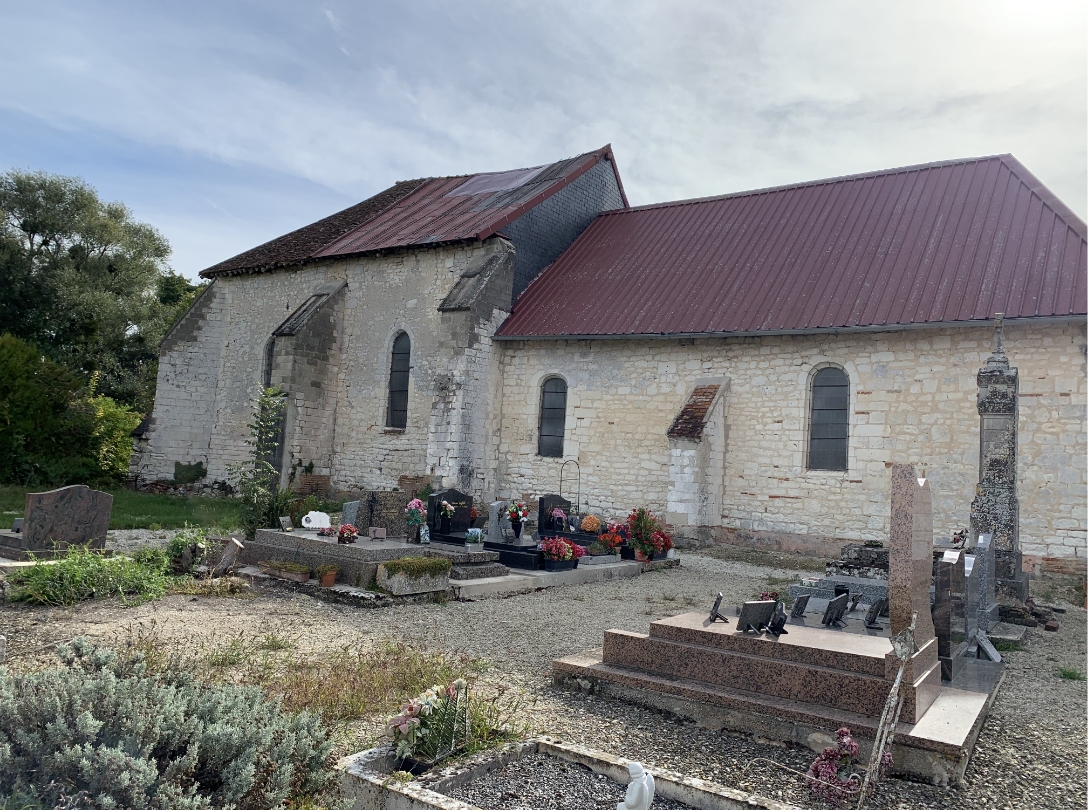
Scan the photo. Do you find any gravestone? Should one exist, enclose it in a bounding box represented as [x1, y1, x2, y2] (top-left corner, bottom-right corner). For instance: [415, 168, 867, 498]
[864, 597, 888, 629]
[969, 314, 1028, 602]
[933, 549, 968, 680]
[970, 533, 999, 631]
[0, 485, 112, 559]
[428, 489, 472, 534]
[888, 464, 936, 646]
[278, 516, 292, 532]
[790, 594, 810, 618]
[964, 554, 979, 652]
[538, 494, 572, 534]
[341, 500, 361, 528]
[487, 502, 506, 543]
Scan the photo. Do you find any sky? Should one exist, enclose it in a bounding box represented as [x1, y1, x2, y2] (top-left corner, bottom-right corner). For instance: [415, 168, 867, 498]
[2, 1, 1085, 281]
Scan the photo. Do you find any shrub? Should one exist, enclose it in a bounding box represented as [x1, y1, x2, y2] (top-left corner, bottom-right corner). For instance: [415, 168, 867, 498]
[381, 557, 451, 578]
[0, 638, 334, 809]
[227, 387, 287, 539]
[166, 525, 220, 574]
[6, 547, 169, 606]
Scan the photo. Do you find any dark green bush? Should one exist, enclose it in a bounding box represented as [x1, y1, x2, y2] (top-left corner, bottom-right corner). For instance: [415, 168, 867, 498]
[0, 638, 334, 809]
[6, 547, 169, 606]
[382, 556, 451, 578]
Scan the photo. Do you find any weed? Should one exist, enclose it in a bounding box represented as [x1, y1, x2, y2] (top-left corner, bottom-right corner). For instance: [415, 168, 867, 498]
[206, 638, 249, 668]
[6, 547, 169, 606]
[166, 576, 251, 598]
[992, 639, 1023, 653]
[1058, 668, 1086, 681]
[381, 557, 452, 579]
[258, 632, 294, 652]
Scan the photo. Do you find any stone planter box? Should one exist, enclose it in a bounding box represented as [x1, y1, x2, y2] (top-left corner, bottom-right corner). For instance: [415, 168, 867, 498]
[377, 565, 450, 595]
[580, 553, 620, 566]
[258, 562, 311, 583]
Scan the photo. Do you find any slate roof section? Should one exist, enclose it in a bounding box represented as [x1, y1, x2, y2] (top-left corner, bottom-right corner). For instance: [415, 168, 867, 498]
[201, 146, 626, 279]
[497, 154, 1087, 338]
[667, 385, 721, 439]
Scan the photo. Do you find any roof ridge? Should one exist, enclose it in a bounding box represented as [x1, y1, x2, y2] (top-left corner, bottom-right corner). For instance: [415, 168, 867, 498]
[603, 154, 1012, 215]
[996, 154, 1088, 241]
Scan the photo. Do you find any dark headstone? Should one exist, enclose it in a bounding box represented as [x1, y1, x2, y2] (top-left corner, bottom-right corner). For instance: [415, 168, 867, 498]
[538, 494, 572, 534]
[341, 500, 361, 528]
[6, 486, 113, 555]
[970, 533, 999, 631]
[767, 602, 789, 636]
[790, 594, 810, 618]
[934, 549, 969, 681]
[821, 592, 849, 627]
[429, 489, 472, 533]
[278, 516, 292, 532]
[1044, 620, 1059, 632]
[737, 600, 776, 634]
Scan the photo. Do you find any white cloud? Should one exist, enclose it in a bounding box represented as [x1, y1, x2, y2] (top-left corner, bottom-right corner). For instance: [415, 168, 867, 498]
[1, 0, 1083, 278]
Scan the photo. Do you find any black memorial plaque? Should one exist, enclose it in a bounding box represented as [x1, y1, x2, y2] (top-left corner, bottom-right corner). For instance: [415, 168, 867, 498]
[737, 600, 777, 634]
[428, 489, 473, 534]
[821, 592, 849, 627]
[537, 494, 572, 534]
[709, 593, 729, 624]
[864, 597, 888, 629]
[790, 594, 811, 618]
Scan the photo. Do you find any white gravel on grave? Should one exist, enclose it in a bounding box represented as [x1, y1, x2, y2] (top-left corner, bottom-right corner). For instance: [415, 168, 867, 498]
[105, 528, 180, 554]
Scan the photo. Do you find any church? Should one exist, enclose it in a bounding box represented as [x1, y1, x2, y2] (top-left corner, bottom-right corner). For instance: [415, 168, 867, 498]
[133, 145, 1086, 569]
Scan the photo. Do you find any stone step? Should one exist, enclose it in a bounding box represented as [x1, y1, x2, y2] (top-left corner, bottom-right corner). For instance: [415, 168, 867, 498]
[450, 562, 510, 580]
[604, 630, 912, 719]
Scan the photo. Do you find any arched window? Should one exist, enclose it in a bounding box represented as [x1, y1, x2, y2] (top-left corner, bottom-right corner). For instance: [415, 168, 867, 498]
[387, 332, 411, 429]
[808, 367, 849, 471]
[537, 377, 567, 457]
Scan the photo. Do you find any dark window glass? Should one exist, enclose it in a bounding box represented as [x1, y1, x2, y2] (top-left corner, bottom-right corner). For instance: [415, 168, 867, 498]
[808, 367, 849, 471]
[387, 333, 410, 429]
[263, 338, 276, 387]
[538, 377, 567, 457]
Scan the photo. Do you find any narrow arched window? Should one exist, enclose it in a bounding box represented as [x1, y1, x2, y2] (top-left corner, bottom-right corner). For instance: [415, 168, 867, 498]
[387, 332, 410, 429]
[538, 377, 567, 457]
[808, 367, 849, 471]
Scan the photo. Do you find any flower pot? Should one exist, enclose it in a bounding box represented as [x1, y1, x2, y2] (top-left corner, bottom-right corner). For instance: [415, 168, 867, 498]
[620, 546, 636, 560]
[634, 550, 656, 562]
[512, 520, 523, 539]
[544, 558, 578, 572]
[411, 524, 422, 543]
[320, 571, 337, 587]
[440, 516, 452, 534]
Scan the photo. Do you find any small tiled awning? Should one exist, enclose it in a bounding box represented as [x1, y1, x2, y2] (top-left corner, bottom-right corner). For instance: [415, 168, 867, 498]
[667, 384, 721, 440]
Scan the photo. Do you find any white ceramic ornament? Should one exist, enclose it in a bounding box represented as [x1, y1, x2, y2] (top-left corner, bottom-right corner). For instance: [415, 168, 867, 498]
[301, 511, 331, 529]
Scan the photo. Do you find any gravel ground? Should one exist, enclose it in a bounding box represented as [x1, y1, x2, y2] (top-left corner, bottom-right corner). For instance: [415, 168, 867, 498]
[2, 546, 1084, 809]
[105, 528, 180, 554]
[445, 753, 688, 810]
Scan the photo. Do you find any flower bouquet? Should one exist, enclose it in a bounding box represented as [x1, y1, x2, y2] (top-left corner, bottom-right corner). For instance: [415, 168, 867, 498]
[539, 536, 585, 571]
[317, 526, 336, 538]
[405, 498, 426, 542]
[580, 514, 601, 534]
[387, 679, 469, 773]
[627, 508, 672, 560]
[550, 507, 567, 531]
[438, 500, 455, 534]
[508, 502, 529, 539]
[337, 523, 358, 544]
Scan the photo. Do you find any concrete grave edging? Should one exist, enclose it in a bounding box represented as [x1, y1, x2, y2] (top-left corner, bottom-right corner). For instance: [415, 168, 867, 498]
[338, 736, 799, 810]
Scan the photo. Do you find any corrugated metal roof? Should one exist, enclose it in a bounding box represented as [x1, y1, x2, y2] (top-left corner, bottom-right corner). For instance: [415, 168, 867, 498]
[201, 145, 626, 279]
[497, 154, 1087, 338]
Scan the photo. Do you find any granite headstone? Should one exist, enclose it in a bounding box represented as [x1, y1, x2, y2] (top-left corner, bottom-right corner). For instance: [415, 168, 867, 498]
[428, 489, 472, 534]
[933, 549, 968, 680]
[18, 485, 112, 554]
[487, 502, 507, 543]
[971, 533, 999, 631]
[538, 494, 572, 534]
[888, 464, 936, 646]
[341, 500, 361, 529]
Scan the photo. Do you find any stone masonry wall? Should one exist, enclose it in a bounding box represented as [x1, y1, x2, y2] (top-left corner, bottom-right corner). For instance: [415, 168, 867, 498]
[492, 321, 1087, 560]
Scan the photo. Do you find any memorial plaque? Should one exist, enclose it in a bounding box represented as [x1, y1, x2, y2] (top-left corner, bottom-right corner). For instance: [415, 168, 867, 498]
[278, 516, 292, 532]
[821, 592, 849, 627]
[708, 593, 729, 624]
[790, 594, 810, 618]
[341, 500, 361, 528]
[737, 600, 776, 634]
[972, 533, 999, 631]
[864, 597, 888, 629]
[767, 602, 789, 636]
[23, 485, 112, 551]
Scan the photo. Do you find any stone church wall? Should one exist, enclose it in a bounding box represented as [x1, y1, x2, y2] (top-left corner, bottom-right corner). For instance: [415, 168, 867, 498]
[492, 321, 1086, 561]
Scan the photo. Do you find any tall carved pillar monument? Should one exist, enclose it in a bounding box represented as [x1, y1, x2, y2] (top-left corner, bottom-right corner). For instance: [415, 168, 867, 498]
[969, 314, 1029, 602]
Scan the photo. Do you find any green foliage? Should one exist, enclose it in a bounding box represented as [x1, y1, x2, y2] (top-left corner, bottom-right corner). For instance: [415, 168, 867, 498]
[5, 546, 170, 606]
[260, 560, 312, 575]
[173, 460, 208, 485]
[381, 557, 452, 579]
[0, 170, 194, 414]
[165, 525, 221, 574]
[0, 485, 241, 529]
[315, 564, 339, 577]
[0, 334, 140, 486]
[1059, 667, 1085, 681]
[991, 639, 1024, 653]
[228, 387, 288, 539]
[0, 638, 335, 809]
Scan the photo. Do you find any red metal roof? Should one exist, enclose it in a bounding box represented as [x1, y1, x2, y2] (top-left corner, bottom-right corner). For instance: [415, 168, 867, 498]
[202, 145, 626, 278]
[497, 155, 1087, 338]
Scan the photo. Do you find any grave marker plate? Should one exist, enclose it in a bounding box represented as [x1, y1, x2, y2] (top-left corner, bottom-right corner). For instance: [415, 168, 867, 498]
[790, 594, 810, 618]
[821, 592, 849, 627]
[429, 489, 472, 533]
[737, 600, 776, 634]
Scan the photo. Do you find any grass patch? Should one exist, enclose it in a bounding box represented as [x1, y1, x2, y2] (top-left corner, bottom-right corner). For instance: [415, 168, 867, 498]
[992, 639, 1024, 653]
[381, 557, 452, 578]
[0, 486, 241, 530]
[166, 576, 251, 598]
[5, 547, 169, 606]
[1059, 667, 1086, 681]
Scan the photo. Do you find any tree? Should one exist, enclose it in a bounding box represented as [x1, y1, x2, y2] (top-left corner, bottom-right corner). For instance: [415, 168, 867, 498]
[0, 169, 199, 414]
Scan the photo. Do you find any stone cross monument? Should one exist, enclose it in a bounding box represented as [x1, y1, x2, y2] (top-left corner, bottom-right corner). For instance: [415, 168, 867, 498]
[969, 314, 1029, 602]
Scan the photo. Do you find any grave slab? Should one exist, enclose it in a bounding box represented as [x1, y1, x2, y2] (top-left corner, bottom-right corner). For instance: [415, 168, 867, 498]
[0, 485, 112, 560]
